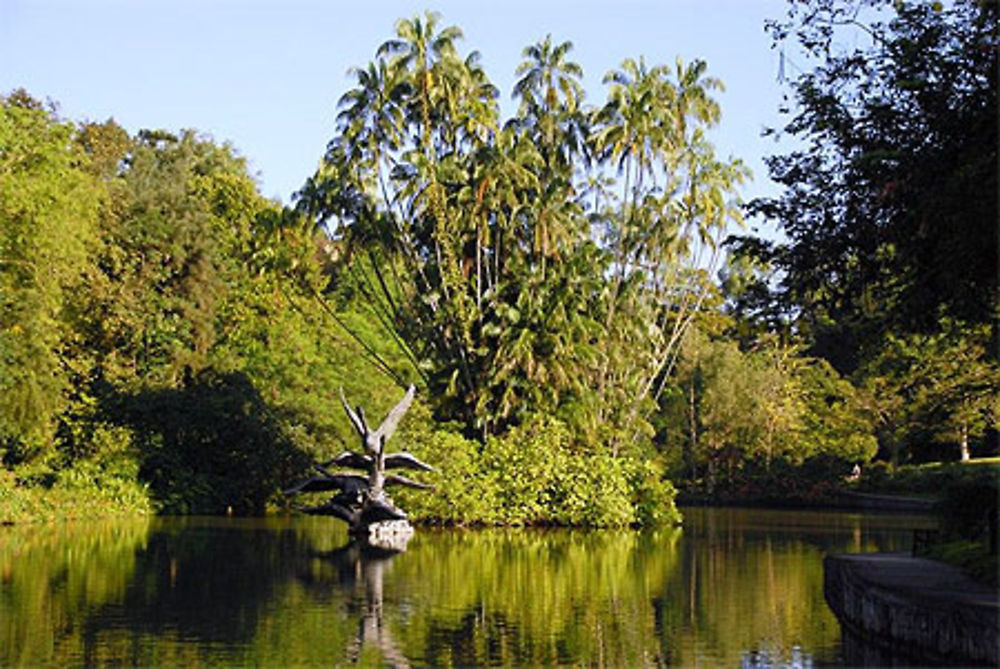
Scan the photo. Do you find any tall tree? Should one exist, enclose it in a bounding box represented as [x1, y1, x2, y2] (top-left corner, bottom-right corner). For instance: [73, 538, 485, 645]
[297, 16, 747, 451]
[0, 93, 104, 462]
[744, 0, 998, 371]
[857, 321, 999, 463]
[591, 57, 748, 451]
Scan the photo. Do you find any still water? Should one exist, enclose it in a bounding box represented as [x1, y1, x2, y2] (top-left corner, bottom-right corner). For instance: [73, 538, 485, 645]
[0, 508, 934, 666]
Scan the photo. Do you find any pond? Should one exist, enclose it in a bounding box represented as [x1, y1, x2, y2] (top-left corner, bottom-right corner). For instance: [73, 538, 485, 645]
[0, 508, 935, 666]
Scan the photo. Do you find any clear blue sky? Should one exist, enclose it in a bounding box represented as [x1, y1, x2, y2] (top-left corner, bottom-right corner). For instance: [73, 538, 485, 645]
[1, 0, 795, 235]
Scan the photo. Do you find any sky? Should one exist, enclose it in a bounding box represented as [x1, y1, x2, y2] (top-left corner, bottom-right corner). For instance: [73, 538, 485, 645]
[1, 0, 798, 236]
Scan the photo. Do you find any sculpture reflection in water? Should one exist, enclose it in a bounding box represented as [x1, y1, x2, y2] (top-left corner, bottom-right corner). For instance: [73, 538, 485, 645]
[310, 534, 413, 667]
[286, 385, 432, 665]
[284, 384, 434, 546]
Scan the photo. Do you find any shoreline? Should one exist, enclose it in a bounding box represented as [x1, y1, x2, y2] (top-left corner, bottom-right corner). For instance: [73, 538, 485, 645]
[824, 552, 999, 665]
[676, 490, 937, 514]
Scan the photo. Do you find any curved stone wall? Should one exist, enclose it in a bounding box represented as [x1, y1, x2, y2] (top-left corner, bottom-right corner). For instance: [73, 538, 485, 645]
[824, 553, 998, 666]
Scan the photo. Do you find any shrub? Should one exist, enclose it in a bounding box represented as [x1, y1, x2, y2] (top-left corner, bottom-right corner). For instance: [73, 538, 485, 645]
[0, 450, 153, 524]
[548, 453, 634, 527]
[123, 370, 312, 515]
[396, 416, 681, 528]
[859, 459, 1000, 496]
[628, 459, 682, 527]
[938, 469, 998, 546]
[395, 428, 498, 525]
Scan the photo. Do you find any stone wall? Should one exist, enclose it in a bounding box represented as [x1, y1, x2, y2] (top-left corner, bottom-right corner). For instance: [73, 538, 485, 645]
[824, 554, 998, 665]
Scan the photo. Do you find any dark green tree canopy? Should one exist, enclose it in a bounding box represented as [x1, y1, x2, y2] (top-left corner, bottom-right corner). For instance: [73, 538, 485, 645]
[740, 0, 997, 370]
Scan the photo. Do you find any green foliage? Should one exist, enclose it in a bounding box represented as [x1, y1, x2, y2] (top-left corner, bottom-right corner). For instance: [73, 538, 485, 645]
[937, 469, 998, 545]
[0, 93, 103, 463]
[2, 84, 681, 528]
[858, 458, 1000, 495]
[120, 370, 312, 515]
[396, 415, 680, 527]
[922, 540, 997, 588]
[663, 324, 875, 491]
[920, 466, 999, 586]
[0, 91, 403, 522]
[404, 428, 495, 525]
[84, 128, 262, 388]
[0, 448, 153, 524]
[296, 13, 747, 450]
[4, 8, 994, 526]
[745, 0, 997, 369]
[650, 0, 1000, 500]
[626, 458, 678, 527]
[797, 358, 877, 463]
[689, 454, 856, 505]
[856, 320, 999, 464]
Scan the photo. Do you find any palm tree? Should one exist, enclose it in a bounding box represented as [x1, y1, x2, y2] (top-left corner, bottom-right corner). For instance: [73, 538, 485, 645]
[378, 11, 464, 154]
[513, 36, 584, 115]
[668, 58, 722, 148]
[512, 36, 588, 168]
[587, 56, 748, 450]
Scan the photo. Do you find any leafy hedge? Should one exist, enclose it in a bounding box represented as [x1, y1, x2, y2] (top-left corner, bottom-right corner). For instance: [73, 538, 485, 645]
[925, 469, 999, 586]
[677, 454, 854, 505]
[393, 417, 681, 528]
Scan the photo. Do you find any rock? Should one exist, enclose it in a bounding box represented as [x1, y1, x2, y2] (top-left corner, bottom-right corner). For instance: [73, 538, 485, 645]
[364, 520, 414, 552]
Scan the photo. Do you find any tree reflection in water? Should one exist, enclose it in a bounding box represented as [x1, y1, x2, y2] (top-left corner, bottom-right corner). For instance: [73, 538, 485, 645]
[0, 510, 932, 666]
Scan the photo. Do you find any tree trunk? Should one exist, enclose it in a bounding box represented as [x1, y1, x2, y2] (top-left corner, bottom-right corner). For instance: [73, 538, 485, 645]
[687, 377, 698, 479]
[960, 421, 970, 462]
[765, 424, 774, 472]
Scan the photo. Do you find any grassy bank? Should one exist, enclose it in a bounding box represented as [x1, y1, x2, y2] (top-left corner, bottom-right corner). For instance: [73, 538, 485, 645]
[856, 457, 1000, 496]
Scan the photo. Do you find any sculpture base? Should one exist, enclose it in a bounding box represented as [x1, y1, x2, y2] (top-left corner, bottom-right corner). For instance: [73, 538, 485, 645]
[353, 519, 414, 552]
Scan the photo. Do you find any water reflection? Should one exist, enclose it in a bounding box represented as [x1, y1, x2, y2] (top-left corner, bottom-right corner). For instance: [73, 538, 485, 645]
[0, 509, 933, 666]
[306, 539, 413, 667]
[0, 518, 152, 666]
[387, 528, 682, 665]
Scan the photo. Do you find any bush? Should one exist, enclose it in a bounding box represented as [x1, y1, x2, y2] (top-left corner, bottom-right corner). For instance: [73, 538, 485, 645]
[859, 459, 1000, 497]
[0, 451, 153, 524]
[547, 453, 633, 527]
[628, 459, 681, 527]
[924, 540, 997, 587]
[122, 370, 312, 515]
[396, 416, 681, 528]
[681, 454, 853, 504]
[912, 467, 998, 587]
[938, 469, 998, 545]
[394, 428, 499, 525]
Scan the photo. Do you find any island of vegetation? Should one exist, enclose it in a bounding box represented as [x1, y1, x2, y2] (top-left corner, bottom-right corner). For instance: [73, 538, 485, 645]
[1, 0, 996, 563]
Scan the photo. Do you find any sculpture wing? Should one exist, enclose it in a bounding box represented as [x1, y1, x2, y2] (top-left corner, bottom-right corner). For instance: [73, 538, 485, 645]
[326, 474, 370, 495]
[339, 388, 367, 437]
[385, 474, 434, 490]
[287, 469, 370, 496]
[360, 499, 408, 524]
[384, 452, 434, 472]
[372, 384, 415, 446]
[284, 477, 342, 495]
[296, 501, 359, 525]
[322, 451, 373, 471]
